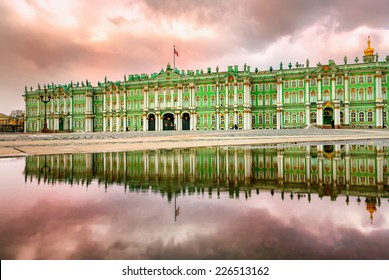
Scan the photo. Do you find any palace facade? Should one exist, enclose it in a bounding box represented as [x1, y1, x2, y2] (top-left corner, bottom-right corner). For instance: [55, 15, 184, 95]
[24, 38, 389, 132]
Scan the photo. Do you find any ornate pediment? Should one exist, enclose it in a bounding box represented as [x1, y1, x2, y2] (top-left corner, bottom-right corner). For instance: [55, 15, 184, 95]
[157, 64, 182, 80]
[315, 60, 341, 73]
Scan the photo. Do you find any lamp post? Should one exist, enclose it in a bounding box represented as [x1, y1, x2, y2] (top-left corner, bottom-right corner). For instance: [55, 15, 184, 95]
[39, 84, 51, 133]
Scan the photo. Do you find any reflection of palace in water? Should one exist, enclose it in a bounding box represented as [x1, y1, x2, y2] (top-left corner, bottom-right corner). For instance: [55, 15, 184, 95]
[24, 145, 389, 222]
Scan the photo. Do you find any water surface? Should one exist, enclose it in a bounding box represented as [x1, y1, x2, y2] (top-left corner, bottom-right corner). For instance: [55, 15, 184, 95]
[1, 144, 389, 259]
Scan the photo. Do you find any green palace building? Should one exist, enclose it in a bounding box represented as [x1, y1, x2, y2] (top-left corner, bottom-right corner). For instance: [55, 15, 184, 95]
[23, 37, 389, 132]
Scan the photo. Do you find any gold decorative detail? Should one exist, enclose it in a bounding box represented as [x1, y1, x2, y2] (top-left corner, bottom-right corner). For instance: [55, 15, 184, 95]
[364, 36, 374, 56]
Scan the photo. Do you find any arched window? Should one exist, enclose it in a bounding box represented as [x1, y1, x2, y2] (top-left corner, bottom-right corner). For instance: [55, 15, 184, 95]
[220, 94, 225, 106]
[291, 92, 297, 104]
[203, 95, 208, 107]
[367, 111, 373, 122]
[310, 112, 316, 124]
[203, 114, 208, 126]
[336, 89, 343, 101]
[367, 76, 373, 83]
[220, 114, 225, 125]
[310, 91, 317, 103]
[272, 114, 277, 125]
[284, 112, 290, 125]
[359, 111, 365, 123]
[291, 113, 297, 124]
[299, 91, 304, 104]
[252, 114, 256, 125]
[358, 76, 364, 84]
[367, 87, 373, 100]
[323, 90, 330, 101]
[238, 114, 243, 125]
[229, 94, 234, 106]
[358, 88, 364, 101]
[251, 95, 256, 106]
[351, 111, 356, 123]
[350, 77, 356, 84]
[284, 92, 290, 104]
[265, 114, 270, 125]
[211, 114, 216, 125]
[299, 112, 304, 124]
[258, 114, 263, 125]
[238, 94, 243, 105]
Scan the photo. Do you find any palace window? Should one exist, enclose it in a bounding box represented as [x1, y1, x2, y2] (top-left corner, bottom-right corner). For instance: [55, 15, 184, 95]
[265, 95, 270, 105]
[203, 95, 208, 107]
[211, 114, 216, 125]
[351, 111, 356, 123]
[221, 115, 225, 125]
[211, 85, 215, 92]
[238, 114, 243, 125]
[258, 114, 263, 125]
[252, 115, 256, 125]
[367, 87, 373, 100]
[284, 92, 290, 104]
[229, 94, 234, 106]
[358, 76, 364, 84]
[195, 96, 200, 106]
[220, 94, 225, 106]
[291, 113, 297, 124]
[367, 76, 373, 83]
[251, 95, 256, 106]
[292, 81, 296, 88]
[291, 92, 297, 104]
[336, 89, 343, 101]
[350, 89, 356, 101]
[195, 86, 200, 93]
[265, 114, 270, 125]
[323, 90, 330, 101]
[284, 81, 289, 88]
[273, 114, 277, 125]
[350, 77, 356, 84]
[358, 88, 364, 101]
[359, 111, 365, 123]
[323, 77, 329, 86]
[272, 94, 277, 104]
[229, 115, 234, 126]
[220, 85, 225, 92]
[174, 96, 178, 107]
[298, 80, 304, 88]
[383, 88, 387, 101]
[211, 95, 216, 106]
[284, 112, 290, 125]
[203, 114, 208, 126]
[197, 114, 201, 127]
[258, 84, 263, 91]
[299, 91, 304, 103]
[238, 94, 243, 105]
[310, 91, 317, 103]
[368, 111, 373, 122]
[310, 78, 317, 87]
[265, 84, 270, 91]
[204, 86, 208, 93]
[238, 84, 243, 91]
[229, 84, 233, 91]
[382, 75, 387, 84]
[310, 112, 316, 124]
[337, 77, 343, 85]
[258, 95, 263, 105]
[299, 112, 304, 124]
[183, 96, 189, 107]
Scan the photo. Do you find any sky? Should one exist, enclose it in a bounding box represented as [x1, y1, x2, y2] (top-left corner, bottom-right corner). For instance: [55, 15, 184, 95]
[1, 0, 389, 115]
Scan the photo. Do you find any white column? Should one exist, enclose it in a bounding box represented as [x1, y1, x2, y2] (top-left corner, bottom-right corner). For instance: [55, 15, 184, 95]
[318, 76, 322, 100]
[225, 111, 229, 130]
[334, 101, 340, 128]
[216, 111, 220, 130]
[277, 148, 284, 185]
[69, 94, 73, 131]
[344, 75, 350, 125]
[276, 79, 282, 129]
[331, 75, 336, 100]
[36, 97, 41, 132]
[306, 146, 311, 185]
[305, 77, 310, 126]
[123, 90, 127, 132]
[163, 88, 166, 108]
[216, 84, 220, 106]
[376, 72, 383, 128]
[376, 72, 382, 101]
[143, 89, 148, 110]
[176, 113, 181, 130]
[234, 82, 238, 106]
[178, 85, 182, 108]
[243, 80, 251, 130]
[377, 145, 384, 190]
[116, 91, 120, 131]
[143, 114, 147, 131]
[154, 87, 159, 109]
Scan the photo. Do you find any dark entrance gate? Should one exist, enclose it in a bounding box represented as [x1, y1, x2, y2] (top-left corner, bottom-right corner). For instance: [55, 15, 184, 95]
[148, 113, 156, 131]
[163, 113, 175, 130]
[182, 112, 190, 130]
[323, 107, 334, 127]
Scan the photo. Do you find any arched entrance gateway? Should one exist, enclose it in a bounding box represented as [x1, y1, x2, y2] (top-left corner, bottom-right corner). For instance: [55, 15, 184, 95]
[323, 107, 334, 128]
[182, 112, 190, 130]
[163, 113, 175, 130]
[148, 113, 156, 131]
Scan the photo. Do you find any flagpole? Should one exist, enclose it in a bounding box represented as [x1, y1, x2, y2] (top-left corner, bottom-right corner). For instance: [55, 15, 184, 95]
[173, 45, 175, 70]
